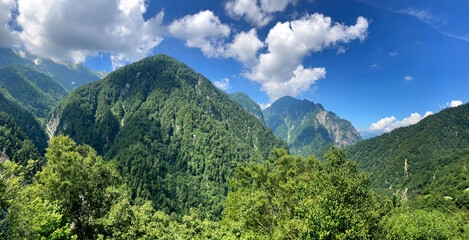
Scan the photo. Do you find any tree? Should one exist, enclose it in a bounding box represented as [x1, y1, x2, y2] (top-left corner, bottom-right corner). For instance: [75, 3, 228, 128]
[6, 136, 124, 239]
[223, 147, 386, 239]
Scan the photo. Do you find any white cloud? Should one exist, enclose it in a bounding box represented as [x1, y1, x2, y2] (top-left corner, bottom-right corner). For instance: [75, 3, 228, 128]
[446, 100, 463, 108]
[0, 0, 18, 47]
[367, 111, 433, 135]
[214, 78, 230, 90]
[14, 0, 165, 69]
[169, 10, 231, 58]
[389, 50, 398, 56]
[245, 13, 368, 101]
[225, 29, 264, 65]
[225, 0, 296, 27]
[371, 62, 379, 68]
[336, 46, 346, 54]
[258, 103, 271, 110]
[404, 75, 413, 81]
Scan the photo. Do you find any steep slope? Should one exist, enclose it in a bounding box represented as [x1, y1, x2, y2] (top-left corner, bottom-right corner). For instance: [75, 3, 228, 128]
[0, 65, 68, 119]
[0, 111, 42, 167]
[50, 54, 287, 217]
[0, 48, 103, 91]
[263, 96, 361, 157]
[229, 91, 265, 124]
[0, 92, 48, 152]
[0, 48, 33, 67]
[347, 103, 469, 197]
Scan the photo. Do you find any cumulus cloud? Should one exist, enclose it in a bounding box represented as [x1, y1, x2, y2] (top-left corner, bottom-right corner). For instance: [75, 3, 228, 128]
[446, 100, 463, 108]
[225, 0, 296, 27]
[0, 0, 17, 47]
[168, 10, 231, 58]
[13, 0, 165, 69]
[225, 29, 264, 65]
[367, 111, 433, 135]
[245, 13, 368, 101]
[404, 75, 413, 81]
[167, 12, 368, 101]
[214, 78, 231, 90]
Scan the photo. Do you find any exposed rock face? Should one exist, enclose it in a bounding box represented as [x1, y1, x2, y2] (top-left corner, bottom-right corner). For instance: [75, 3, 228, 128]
[263, 96, 361, 157]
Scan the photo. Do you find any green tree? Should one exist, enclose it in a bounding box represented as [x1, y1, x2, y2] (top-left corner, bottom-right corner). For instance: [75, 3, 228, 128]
[381, 208, 469, 239]
[223, 147, 387, 239]
[5, 136, 123, 239]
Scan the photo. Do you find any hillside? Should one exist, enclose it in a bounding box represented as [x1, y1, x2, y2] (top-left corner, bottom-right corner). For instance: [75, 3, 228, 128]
[229, 91, 265, 124]
[347, 103, 469, 197]
[0, 92, 48, 152]
[0, 48, 103, 91]
[49, 54, 287, 217]
[0, 111, 42, 167]
[0, 65, 68, 119]
[263, 96, 361, 157]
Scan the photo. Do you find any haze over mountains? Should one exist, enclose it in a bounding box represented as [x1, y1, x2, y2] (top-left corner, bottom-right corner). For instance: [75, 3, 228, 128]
[0, 48, 104, 92]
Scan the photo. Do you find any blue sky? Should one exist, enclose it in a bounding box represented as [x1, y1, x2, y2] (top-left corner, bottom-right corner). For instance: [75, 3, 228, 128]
[1, 0, 468, 137]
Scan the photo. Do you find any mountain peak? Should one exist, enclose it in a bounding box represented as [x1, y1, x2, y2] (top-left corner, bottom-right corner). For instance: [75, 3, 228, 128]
[264, 96, 361, 157]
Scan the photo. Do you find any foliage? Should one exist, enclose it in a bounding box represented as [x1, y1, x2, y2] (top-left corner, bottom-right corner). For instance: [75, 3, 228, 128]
[263, 96, 361, 158]
[3, 136, 122, 239]
[381, 208, 469, 239]
[52, 54, 287, 217]
[223, 146, 388, 239]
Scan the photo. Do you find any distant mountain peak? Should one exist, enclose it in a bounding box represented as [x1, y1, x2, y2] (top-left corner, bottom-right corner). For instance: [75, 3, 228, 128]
[264, 96, 361, 157]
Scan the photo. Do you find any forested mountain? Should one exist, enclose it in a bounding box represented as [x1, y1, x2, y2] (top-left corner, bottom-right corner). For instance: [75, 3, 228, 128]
[0, 112, 42, 167]
[33, 58, 105, 91]
[347, 103, 469, 199]
[0, 48, 103, 91]
[263, 96, 361, 157]
[229, 91, 265, 124]
[0, 92, 48, 151]
[0, 65, 67, 120]
[49, 54, 287, 217]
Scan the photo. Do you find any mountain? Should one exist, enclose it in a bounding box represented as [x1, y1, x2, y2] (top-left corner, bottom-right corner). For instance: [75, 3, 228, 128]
[33, 58, 105, 91]
[0, 92, 48, 152]
[347, 103, 469, 198]
[49, 54, 287, 217]
[0, 65, 68, 120]
[263, 96, 361, 157]
[0, 48, 103, 91]
[0, 111, 42, 167]
[229, 91, 265, 124]
[0, 48, 32, 67]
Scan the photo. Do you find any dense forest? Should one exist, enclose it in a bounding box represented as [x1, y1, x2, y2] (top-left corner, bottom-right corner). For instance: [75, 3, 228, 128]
[0, 53, 468, 239]
[49, 55, 286, 217]
[1, 136, 467, 239]
[347, 103, 469, 196]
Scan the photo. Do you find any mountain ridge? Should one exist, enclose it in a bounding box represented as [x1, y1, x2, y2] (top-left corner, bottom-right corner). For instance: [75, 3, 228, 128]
[49, 54, 287, 216]
[263, 96, 361, 157]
